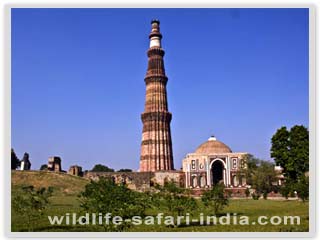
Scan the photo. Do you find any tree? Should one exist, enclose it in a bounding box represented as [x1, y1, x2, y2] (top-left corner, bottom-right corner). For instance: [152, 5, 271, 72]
[271, 126, 290, 170]
[12, 185, 53, 231]
[201, 183, 229, 215]
[154, 180, 197, 226]
[251, 160, 277, 199]
[271, 125, 309, 180]
[245, 188, 250, 198]
[287, 125, 309, 179]
[11, 148, 20, 170]
[239, 155, 278, 199]
[91, 164, 114, 172]
[295, 175, 309, 202]
[40, 164, 48, 170]
[79, 178, 146, 231]
[241, 154, 260, 186]
[279, 175, 309, 201]
[117, 169, 132, 172]
[271, 125, 309, 201]
[279, 178, 294, 199]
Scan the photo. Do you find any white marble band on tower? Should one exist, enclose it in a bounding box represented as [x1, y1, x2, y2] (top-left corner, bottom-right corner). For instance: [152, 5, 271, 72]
[150, 36, 161, 48]
[149, 19, 162, 48]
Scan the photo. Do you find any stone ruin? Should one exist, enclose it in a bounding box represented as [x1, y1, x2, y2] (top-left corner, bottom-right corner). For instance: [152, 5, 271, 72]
[20, 152, 31, 170]
[68, 165, 83, 177]
[47, 156, 62, 172]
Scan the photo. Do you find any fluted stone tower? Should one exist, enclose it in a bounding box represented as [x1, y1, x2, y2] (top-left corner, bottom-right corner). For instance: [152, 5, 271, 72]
[139, 20, 174, 172]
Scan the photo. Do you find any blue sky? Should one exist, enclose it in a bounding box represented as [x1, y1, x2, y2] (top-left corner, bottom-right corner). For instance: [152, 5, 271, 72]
[11, 8, 309, 171]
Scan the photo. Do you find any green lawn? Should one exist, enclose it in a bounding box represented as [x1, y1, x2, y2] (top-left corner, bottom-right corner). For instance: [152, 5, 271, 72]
[11, 171, 309, 232]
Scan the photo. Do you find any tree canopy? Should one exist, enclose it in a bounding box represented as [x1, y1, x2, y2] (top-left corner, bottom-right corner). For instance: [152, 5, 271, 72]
[240, 154, 277, 199]
[201, 183, 229, 215]
[40, 164, 48, 170]
[271, 125, 309, 201]
[12, 185, 53, 231]
[79, 178, 146, 231]
[271, 125, 309, 179]
[250, 160, 277, 199]
[153, 180, 197, 226]
[91, 164, 114, 172]
[117, 169, 132, 172]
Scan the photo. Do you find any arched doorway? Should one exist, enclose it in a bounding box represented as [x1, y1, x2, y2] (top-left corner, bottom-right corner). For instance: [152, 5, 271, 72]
[211, 160, 224, 185]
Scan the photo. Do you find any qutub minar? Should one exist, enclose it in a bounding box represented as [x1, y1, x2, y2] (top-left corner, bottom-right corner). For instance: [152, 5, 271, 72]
[137, 20, 252, 194]
[139, 20, 174, 172]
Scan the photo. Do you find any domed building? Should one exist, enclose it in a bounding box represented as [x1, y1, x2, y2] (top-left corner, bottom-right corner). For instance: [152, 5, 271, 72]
[182, 136, 248, 191]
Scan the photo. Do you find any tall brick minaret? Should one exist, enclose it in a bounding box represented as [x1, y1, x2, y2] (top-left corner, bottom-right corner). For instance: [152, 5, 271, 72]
[139, 20, 174, 172]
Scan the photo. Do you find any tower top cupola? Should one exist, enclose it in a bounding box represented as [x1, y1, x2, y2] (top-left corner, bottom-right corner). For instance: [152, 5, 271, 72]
[149, 19, 162, 48]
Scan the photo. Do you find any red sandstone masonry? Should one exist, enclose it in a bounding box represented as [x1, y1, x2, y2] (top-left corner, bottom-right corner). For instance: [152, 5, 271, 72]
[140, 20, 174, 172]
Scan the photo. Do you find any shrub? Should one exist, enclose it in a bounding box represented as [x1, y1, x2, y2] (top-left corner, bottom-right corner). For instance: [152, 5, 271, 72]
[12, 185, 53, 231]
[79, 178, 146, 231]
[245, 188, 250, 198]
[91, 164, 114, 172]
[262, 192, 268, 200]
[295, 175, 309, 202]
[201, 183, 229, 215]
[252, 193, 260, 200]
[153, 181, 197, 226]
[40, 164, 48, 170]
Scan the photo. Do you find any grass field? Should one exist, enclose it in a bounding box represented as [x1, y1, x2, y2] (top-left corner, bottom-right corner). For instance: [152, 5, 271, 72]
[11, 171, 309, 232]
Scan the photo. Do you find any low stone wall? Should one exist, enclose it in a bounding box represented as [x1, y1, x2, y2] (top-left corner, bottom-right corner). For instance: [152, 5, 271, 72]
[153, 171, 185, 187]
[83, 170, 186, 191]
[84, 171, 154, 191]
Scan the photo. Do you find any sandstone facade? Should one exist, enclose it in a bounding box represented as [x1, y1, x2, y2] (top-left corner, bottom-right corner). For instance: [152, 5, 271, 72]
[139, 20, 174, 172]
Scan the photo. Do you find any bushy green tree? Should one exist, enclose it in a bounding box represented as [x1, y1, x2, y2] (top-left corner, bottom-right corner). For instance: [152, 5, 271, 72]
[279, 180, 293, 199]
[12, 185, 53, 231]
[79, 178, 146, 231]
[91, 164, 114, 172]
[271, 127, 290, 171]
[251, 192, 260, 200]
[201, 183, 229, 215]
[295, 175, 309, 202]
[40, 164, 48, 170]
[287, 126, 309, 179]
[154, 181, 197, 226]
[271, 125, 309, 201]
[271, 125, 309, 180]
[240, 154, 278, 199]
[117, 169, 132, 172]
[240, 154, 260, 186]
[245, 188, 250, 198]
[251, 161, 277, 199]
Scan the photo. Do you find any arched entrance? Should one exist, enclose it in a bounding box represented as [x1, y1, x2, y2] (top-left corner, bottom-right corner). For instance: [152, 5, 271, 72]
[211, 160, 224, 185]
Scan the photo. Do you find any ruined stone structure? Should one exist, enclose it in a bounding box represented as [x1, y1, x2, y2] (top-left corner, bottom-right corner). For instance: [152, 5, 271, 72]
[20, 152, 31, 170]
[182, 136, 248, 194]
[84, 171, 184, 192]
[140, 20, 174, 172]
[48, 156, 62, 172]
[68, 165, 83, 177]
